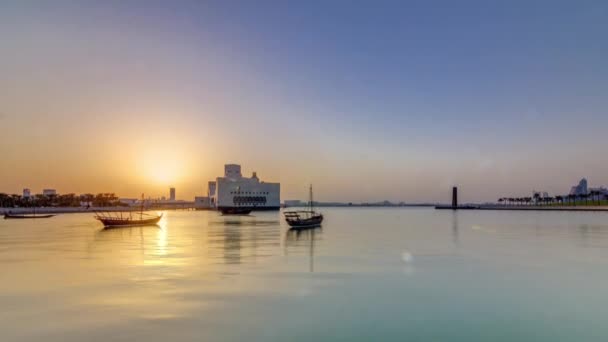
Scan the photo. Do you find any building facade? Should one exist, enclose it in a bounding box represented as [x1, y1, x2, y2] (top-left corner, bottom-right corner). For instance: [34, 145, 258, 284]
[209, 164, 280, 211]
[569, 178, 588, 196]
[23, 188, 31, 198]
[194, 196, 212, 209]
[169, 187, 176, 201]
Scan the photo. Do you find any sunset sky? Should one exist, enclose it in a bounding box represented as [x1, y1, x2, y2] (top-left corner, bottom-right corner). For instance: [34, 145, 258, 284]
[1, 1, 607, 203]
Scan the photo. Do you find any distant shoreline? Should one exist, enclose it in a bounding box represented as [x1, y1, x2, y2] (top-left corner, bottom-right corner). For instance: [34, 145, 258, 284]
[4, 204, 608, 215]
[284, 204, 436, 208]
[435, 205, 608, 212]
[0, 206, 178, 215]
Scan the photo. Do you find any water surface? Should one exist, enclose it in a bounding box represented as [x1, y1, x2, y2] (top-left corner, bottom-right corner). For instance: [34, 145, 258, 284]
[2, 208, 608, 341]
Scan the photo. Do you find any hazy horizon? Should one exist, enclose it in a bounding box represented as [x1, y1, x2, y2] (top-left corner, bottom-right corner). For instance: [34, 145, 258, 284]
[1, 1, 607, 203]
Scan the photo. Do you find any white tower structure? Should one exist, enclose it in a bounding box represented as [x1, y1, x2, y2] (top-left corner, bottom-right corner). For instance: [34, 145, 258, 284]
[224, 164, 242, 179]
[209, 164, 280, 211]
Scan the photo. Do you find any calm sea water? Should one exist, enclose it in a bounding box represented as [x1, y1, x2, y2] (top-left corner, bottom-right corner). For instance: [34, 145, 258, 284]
[2, 208, 608, 341]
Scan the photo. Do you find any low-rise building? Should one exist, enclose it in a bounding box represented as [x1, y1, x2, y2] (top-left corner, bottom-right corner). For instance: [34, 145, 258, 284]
[589, 187, 608, 199]
[119, 198, 139, 206]
[42, 189, 57, 196]
[284, 200, 303, 207]
[194, 196, 212, 209]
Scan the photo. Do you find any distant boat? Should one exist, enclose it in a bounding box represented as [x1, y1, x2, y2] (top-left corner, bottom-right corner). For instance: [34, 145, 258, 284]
[94, 194, 162, 227]
[284, 185, 323, 229]
[220, 207, 252, 215]
[4, 213, 55, 219]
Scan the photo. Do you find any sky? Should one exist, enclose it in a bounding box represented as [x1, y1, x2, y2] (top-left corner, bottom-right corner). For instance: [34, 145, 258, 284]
[0, 0, 607, 203]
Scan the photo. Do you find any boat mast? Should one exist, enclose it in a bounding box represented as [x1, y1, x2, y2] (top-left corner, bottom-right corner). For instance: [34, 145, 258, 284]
[140, 193, 144, 220]
[309, 184, 313, 212]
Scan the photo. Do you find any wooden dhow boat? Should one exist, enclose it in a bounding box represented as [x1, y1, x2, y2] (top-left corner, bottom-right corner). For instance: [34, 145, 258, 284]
[94, 212, 162, 227]
[94, 195, 162, 227]
[284, 185, 323, 229]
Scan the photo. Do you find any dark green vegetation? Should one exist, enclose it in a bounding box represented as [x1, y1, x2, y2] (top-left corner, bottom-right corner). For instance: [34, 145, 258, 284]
[0, 193, 124, 208]
[498, 191, 608, 207]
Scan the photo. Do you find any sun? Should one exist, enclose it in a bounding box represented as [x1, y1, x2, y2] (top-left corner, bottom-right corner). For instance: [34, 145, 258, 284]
[147, 162, 180, 184]
[138, 145, 186, 185]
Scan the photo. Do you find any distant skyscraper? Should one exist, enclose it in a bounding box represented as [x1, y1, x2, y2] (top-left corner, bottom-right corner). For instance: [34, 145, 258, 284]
[569, 178, 588, 196]
[23, 188, 31, 198]
[169, 187, 176, 201]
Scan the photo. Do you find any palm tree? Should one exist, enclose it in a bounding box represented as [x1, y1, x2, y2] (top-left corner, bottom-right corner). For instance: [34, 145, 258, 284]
[568, 194, 576, 206]
[582, 193, 589, 206]
[555, 195, 563, 206]
[0, 193, 9, 208]
[10, 194, 21, 207]
[532, 193, 540, 206]
[590, 190, 600, 205]
[498, 198, 504, 206]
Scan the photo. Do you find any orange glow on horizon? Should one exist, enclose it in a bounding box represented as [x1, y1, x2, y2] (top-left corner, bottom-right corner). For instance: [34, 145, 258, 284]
[136, 144, 190, 187]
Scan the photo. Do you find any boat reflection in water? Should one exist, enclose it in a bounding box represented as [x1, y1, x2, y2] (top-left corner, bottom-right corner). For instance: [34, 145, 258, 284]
[284, 227, 322, 272]
[207, 216, 281, 265]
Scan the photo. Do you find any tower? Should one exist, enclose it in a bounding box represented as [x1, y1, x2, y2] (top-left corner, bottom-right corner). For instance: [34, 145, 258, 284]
[224, 164, 242, 179]
[170, 187, 176, 201]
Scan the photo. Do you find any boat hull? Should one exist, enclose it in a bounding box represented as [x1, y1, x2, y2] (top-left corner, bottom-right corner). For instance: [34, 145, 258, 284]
[285, 215, 324, 229]
[219, 207, 253, 215]
[4, 214, 55, 219]
[95, 215, 162, 227]
[217, 206, 280, 212]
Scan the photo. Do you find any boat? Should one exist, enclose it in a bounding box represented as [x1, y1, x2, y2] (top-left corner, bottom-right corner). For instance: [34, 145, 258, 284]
[220, 207, 252, 215]
[94, 194, 162, 227]
[94, 213, 162, 227]
[4, 213, 55, 219]
[284, 185, 323, 229]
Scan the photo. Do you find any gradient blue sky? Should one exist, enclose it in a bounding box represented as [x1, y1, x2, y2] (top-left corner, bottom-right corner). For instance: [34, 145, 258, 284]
[0, 1, 607, 202]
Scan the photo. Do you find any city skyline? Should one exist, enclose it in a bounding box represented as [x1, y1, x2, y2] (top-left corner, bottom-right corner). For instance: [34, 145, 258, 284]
[1, 1, 607, 202]
[4, 174, 606, 205]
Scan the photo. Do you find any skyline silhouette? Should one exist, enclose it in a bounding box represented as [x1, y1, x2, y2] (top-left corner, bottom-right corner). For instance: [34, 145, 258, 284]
[1, 1, 607, 202]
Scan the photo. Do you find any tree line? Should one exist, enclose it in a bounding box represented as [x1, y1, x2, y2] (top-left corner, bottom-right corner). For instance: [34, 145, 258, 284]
[498, 190, 606, 206]
[0, 193, 125, 208]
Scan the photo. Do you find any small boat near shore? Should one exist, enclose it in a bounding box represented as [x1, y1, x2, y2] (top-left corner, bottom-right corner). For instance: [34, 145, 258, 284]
[284, 185, 323, 229]
[4, 213, 56, 219]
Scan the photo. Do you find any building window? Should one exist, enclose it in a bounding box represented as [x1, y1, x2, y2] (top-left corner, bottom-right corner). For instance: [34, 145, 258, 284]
[233, 196, 267, 206]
